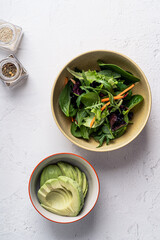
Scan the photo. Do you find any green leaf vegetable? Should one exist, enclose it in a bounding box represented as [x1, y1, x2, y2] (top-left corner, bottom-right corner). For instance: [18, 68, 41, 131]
[59, 61, 144, 147]
[59, 81, 77, 117]
[98, 60, 140, 83]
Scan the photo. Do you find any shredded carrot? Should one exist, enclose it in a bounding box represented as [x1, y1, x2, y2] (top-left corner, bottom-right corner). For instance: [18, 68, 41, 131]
[101, 84, 135, 102]
[70, 78, 76, 84]
[64, 77, 68, 85]
[90, 84, 135, 128]
[71, 117, 74, 122]
[90, 102, 110, 128]
[101, 101, 110, 111]
[90, 117, 95, 128]
[117, 84, 135, 97]
[101, 95, 124, 102]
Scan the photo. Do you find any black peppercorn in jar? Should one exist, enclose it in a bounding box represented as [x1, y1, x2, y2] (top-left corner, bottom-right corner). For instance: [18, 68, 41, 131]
[0, 55, 28, 87]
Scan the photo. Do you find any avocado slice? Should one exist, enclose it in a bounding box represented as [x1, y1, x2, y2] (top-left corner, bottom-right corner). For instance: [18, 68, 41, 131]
[82, 172, 88, 198]
[37, 176, 84, 217]
[40, 165, 62, 187]
[57, 162, 77, 181]
[75, 167, 83, 189]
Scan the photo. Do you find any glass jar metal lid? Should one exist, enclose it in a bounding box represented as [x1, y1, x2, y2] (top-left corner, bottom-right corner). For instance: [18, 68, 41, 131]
[0, 23, 16, 45]
[0, 58, 20, 82]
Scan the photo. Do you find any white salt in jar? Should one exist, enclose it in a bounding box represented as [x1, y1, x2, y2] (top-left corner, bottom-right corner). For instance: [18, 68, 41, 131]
[0, 20, 23, 53]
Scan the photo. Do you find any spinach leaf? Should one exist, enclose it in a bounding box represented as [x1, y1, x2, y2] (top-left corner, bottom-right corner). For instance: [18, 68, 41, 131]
[99, 70, 121, 79]
[117, 82, 128, 91]
[76, 109, 88, 127]
[123, 95, 144, 115]
[98, 61, 140, 83]
[113, 125, 127, 138]
[71, 123, 82, 138]
[69, 104, 77, 117]
[76, 92, 86, 107]
[80, 92, 100, 107]
[59, 82, 71, 117]
[127, 95, 144, 111]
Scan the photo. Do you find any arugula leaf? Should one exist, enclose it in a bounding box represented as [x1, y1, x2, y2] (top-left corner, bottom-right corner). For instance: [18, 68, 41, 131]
[108, 92, 114, 106]
[80, 85, 110, 95]
[82, 70, 90, 86]
[124, 114, 129, 124]
[83, 113, 105, 128]
[98, 61, 140, 83]
[59, 81, 71, 117]
[91, 108, 101, 121]
[93, 134, 106, 147]
[67, 68, 83, 80]
[67, 68, 114, 93]
[107, 92, 122, 113]
[80, 125, 90, 140]
[96, 79, 114, 93]
[92, 122, 114, 147]
[102, 124, 115, 144]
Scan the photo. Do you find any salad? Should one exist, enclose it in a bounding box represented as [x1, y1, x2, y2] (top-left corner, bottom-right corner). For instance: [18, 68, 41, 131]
[59, 60, 143, 147]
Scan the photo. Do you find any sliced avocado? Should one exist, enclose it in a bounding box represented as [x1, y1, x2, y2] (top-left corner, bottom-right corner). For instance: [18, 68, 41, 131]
[57, 162, 77, 181]
[40, 167, 47, 187]
[58, 176, 84, 215]
[37, 176, 84, 217]
[40, 165, 62, 187]
[75, 167, 83, 189]
[82, 172, 88, 198]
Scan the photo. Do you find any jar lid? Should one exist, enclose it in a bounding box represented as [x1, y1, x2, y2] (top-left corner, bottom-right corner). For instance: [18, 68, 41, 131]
[0, 58, 20, 82]
[0, 23, 16, 45]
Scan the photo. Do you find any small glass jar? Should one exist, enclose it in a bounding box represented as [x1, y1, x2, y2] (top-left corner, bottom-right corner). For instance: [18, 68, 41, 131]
[0, 20, 23, 53]
[0, 54, 28, 87]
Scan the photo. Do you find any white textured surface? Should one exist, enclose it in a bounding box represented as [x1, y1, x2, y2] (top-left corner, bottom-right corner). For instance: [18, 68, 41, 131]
[0, 0, 160, 239]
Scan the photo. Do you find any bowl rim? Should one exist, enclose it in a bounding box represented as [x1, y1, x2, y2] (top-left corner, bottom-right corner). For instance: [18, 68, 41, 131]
[28, 152, 100, 224]
[51, 50, 152, 152]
